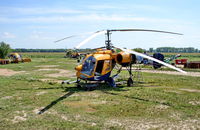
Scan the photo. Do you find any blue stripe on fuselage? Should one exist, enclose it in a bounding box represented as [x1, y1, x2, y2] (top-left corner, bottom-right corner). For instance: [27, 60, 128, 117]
[80, 72, 111, 81]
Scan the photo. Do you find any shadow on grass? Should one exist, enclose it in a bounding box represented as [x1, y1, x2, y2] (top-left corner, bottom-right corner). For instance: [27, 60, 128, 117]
[37, 84, 127, 114]
[102, 91, 172, 107]
[38, 91, 74, 114]
[36, 83, 127, 92]
[18, 82, 160, 114]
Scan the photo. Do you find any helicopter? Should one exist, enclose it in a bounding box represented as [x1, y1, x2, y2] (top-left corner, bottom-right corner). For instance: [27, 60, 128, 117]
[65, 49, 80, 58]
[55, 29, 187, 88]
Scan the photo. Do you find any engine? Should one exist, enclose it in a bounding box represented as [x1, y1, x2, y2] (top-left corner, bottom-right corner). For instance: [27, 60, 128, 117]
[152, 53, 164, 69]
[115, 52, 136, 66]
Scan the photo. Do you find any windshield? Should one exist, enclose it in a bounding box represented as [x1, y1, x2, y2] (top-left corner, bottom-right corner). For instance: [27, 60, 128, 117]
[81, 56, 96, 76]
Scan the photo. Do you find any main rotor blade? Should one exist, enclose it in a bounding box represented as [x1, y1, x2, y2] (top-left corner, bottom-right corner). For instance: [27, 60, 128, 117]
[109, 29, 183, 35]
[75, 30, 106, 49]
[119, 47, 187, 74]
[54, 31, 102, 43]
[54, 35, 78, 43]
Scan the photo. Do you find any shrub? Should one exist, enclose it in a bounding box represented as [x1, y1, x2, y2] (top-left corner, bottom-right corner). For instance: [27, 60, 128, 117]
[0, 42, 11, 59]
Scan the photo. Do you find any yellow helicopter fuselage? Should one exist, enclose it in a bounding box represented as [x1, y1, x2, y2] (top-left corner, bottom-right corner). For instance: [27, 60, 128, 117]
[75, 49, 134, 81]
[75, 50, 116, 80]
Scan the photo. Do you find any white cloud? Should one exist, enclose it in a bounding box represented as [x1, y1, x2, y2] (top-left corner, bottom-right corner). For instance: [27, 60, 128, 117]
[29, 31, 54, 40]
[88, 5, 122, 10]
[88, 4, 161, 12]
[0, 7, 83, 15]
[1, 32, 16, 38]
[130, 5, 161, 11]
[0, 14, 176, 23]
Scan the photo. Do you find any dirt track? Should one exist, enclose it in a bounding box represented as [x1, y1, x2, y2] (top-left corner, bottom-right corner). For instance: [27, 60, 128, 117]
[0, 69, 25, 76]
[140, 70, 200, 77]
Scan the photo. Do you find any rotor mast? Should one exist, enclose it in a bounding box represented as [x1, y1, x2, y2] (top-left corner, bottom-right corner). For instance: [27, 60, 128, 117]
[105, 30, 112, 50]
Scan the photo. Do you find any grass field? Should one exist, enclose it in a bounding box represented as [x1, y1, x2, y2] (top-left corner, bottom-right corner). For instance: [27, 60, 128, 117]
[0, 53, 200, 129]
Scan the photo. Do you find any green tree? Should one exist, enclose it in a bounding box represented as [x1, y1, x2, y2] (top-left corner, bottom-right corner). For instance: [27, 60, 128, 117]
[133, 48, 145, 53]
[149, 48, 154, 53]
[0, 42, 11, 59]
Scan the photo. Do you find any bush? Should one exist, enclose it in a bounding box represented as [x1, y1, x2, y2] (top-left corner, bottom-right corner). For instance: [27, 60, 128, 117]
[0, 42, 11, 59]
[133, 48, 145, 53]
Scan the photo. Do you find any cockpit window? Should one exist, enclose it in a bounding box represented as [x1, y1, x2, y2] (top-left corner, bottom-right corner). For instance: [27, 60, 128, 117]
[81, 56, 96, 76]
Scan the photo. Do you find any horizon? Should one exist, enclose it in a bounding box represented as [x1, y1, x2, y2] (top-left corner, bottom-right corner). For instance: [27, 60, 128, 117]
[11, 46, 200, 50]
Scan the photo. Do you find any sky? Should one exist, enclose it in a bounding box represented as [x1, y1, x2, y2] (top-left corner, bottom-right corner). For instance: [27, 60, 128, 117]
[0, 0, 200, 49]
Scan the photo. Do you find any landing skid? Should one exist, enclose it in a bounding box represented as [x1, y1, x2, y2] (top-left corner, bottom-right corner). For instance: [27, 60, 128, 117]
[61, 63, 136, 90]
[77, 83, 99, 91]
[62, 79, 102, 91]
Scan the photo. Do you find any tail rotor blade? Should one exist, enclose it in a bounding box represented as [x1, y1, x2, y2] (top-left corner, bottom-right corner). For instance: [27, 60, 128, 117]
[119, 47, 187, 74]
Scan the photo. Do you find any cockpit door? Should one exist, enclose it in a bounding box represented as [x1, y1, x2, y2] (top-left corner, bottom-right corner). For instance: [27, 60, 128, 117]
[81, 56, 96, 76]
[102, 60, 112, 75]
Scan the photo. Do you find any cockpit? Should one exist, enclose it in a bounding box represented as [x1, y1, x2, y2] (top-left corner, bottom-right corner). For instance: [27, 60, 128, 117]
[80, 55, 112, 78]
[81, 56, 96, 76]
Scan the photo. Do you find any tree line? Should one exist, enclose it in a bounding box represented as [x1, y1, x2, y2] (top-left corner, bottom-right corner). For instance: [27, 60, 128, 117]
[1, 41, 200, 56]
[149, 47, 200, 53]
[11, 47, 200, 53]
[12, 48, 66, 52]
[12, 48, 93, 53]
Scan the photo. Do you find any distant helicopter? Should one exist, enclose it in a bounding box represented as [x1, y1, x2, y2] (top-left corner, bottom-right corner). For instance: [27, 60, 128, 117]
[65, 49, 80, 58]
[55, 29, 186, 88]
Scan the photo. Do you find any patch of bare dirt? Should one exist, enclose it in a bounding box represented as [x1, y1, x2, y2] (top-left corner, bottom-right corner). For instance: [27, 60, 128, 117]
[35, 65, 60, 68]
[81, 92, 100, 98]
[92, 101, 107, 105]
[45, 69, 75, 78]
[69, 92, 100, 98]
[37, 68, 55, 71]
[70, 93, 81, 97]
[179, 88, 200, 93]
[189, 101, 200, 105]
[36, 68, 75, 78]
[165, 90, 182, 94]
[12, 111, 27, 123]
[36, 91, 47, 96]
[142, 84, 162, 88]
[105, 118, 200, 129]
[39, 78, 62, 83]
[63, 101, 97, 113]
[34, 108, 97, 127]
[33, 108, 73, 121]
[0, 69, 25, 76]
[1, 96, 13, 99]
[141, 70, 200, 77]
[33, 108, 42, 114]
[155, 104, 169, 110]
[64, 101, 90, 108]
[85, 107, 97, 113]
[33, 107, 58, 115]
[35, 64, 75, 78]
[170, 112, 182, 120]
